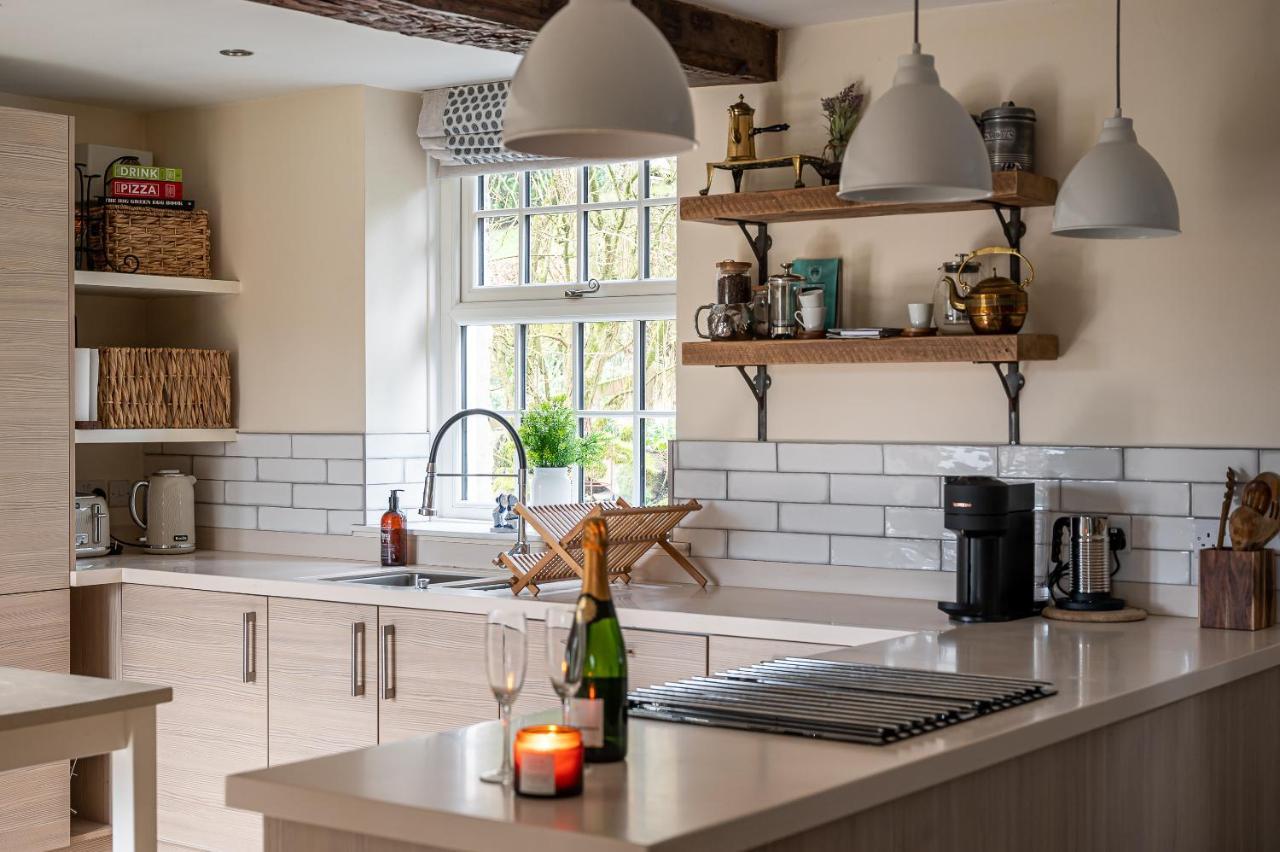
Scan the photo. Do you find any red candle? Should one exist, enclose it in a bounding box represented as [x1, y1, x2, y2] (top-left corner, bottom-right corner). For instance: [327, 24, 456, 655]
[513, 725, 584, 798]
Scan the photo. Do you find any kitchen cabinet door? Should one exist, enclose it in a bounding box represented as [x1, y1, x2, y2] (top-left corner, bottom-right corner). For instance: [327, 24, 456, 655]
[0, 106, 71, 598]
[708, 636, 841, 673]
[377, 608, 497, 742]
[121, 585, 267, 852]
[625, 628, 707, 689]
[268, 598, 377, 765]
[0, 589, 70, 851]
[511, 620, 563, 724]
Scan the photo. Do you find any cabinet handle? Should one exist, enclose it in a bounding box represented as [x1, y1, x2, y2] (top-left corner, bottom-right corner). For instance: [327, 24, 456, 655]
[351, 622, 366, 697]
[380, 624, 396, 700]
[242, 612, 257, 683]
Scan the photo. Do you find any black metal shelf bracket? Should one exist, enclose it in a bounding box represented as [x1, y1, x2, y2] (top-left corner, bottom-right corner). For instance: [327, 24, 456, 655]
[719, 364, 771, 441]
[735, 221, 771, 285]
[989, 361, 1026, 445]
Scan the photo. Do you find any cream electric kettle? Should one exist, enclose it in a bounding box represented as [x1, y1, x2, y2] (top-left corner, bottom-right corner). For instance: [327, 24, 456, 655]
[129, 470, 197, 554]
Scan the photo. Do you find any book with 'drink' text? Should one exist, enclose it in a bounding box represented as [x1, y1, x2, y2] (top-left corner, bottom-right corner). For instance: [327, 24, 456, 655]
[107, 163, 184, 182]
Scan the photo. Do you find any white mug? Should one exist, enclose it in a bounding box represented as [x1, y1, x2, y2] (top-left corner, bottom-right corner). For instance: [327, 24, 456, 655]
[794, 306, 825, 331]
[907, 302, 934, 329]
[797, 288, 825, 309]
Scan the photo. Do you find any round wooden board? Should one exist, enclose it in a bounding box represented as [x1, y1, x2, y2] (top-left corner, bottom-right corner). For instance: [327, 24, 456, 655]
[1043, 605, 1148, 623]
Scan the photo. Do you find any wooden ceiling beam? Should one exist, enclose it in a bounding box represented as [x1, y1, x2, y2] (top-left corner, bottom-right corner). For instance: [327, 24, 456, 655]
[247, 0, 777, 86]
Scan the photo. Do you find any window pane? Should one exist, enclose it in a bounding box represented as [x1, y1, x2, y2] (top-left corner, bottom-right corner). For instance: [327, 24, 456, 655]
[587, 207, 639, 281]
[582, 416, 635, 504]
[646, 204, 676, 279]
[481, 215, 520, 287]
[643, 417, 674, 505]
[525, 323, 574, 406]
[648, 158, 677, 198]
[528, 212, 577, 285]
[482, 173, 519, 210]
[582, 321, 634, 411]
[642, 319, 676, 411]
[528, 168, 577, 208]
[587, 162, 640, 203]
[464, 324, 517, 410]
[463, 419, 518, 503]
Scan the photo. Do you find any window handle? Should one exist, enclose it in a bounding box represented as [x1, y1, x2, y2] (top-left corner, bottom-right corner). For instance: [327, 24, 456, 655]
[564, 278, 601, 299]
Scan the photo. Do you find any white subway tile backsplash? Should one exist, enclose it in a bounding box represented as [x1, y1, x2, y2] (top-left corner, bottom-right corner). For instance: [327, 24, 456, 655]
[1116, 549, 1191, 585]
[671, 528, 727, 559]
[327, 459, 365, 485]
[779, 503, 882, 536]
[258, 506, 328, 534]
[729, 531, 829, 564]
[831, 474, 939, 507]
[1000, 478, 1060, 511]
[258, 458, 327, 484]
[1060, 480, 1188, 516]
[883, 445, 995, 476]
[673, 470, 727, 500]
[225, 433, 292, 458]
[194, 479, 224, 504]
[1262, 450, 1280, 473]
[294, 484, 364, 510]
[1191, 482, 1240, 518]
[1123, 448, 1256, 483]
[402, 458, 430, 482]
[143, 454, 192, 475]
[998, 446, 1122, 480]
[292, 434, 363, 459]
[676, 441, 776, 471]
[831, 536, 940, 571]
[327, 510, 365, 535]
[365, 458, 404, 485]
[195, 503, 257, 530]
[366, 483, 423, 511]
[728, 471, 827, 503]
[884, 507, 952, 540]
[942, 539, 956, 572]
[225, 481, 291, 507]
[163, 441, 224, 456]
[1131, 515, 1197, 551]
[365, 433, 432, 459]
[192, 456, 256, 482]
[680, 500, 776, 531]
[777, 443, 881, 474]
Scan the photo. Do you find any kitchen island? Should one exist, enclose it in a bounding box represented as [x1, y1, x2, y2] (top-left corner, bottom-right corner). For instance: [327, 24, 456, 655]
[227, 615, 1280, 852]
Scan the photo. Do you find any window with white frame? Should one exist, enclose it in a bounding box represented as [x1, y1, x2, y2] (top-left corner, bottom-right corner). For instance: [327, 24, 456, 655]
[439, 159, 677, 514]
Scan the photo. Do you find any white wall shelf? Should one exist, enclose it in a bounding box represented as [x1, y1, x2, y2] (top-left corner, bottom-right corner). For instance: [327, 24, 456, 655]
[75, 428, 238, 445]
[75, 270, 241, 297]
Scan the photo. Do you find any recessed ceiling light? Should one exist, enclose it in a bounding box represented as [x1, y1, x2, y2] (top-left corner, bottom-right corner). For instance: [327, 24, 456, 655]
[219, 48, 254, 57]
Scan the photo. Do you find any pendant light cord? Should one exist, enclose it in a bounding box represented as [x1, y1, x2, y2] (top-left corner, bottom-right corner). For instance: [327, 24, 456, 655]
[1114, 0, 1122, 116]
[912, 0, 921, 52]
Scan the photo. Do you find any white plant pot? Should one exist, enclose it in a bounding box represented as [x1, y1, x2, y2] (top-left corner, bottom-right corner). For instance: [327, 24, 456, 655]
[529, 467, 574, 505]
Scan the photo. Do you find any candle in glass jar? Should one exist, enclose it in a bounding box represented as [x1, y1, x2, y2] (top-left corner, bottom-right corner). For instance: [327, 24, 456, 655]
[513, 725, 584, 797]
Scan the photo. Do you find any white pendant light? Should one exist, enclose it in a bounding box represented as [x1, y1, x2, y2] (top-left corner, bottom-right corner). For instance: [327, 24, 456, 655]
[1052, 0, 1179, 238]
[838, 0, 991, 203]
[502, 0, 696, 160]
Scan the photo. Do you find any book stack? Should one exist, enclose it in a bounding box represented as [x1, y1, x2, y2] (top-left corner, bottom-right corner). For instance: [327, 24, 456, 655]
[98, 162, 194, 211]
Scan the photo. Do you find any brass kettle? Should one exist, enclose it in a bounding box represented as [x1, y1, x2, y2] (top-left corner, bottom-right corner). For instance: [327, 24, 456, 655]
[945, 246, 1035, 334]
[725, 94, 789, 162]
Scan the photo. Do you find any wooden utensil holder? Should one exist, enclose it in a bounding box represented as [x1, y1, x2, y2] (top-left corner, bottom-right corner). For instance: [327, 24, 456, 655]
[1199, 548, 1276, 630]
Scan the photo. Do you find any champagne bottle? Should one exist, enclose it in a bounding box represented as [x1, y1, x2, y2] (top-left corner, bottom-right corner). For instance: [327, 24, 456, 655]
[569, 517, 627, 762]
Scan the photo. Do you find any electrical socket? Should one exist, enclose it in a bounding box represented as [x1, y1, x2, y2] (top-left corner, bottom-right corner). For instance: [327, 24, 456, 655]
[108, 480, 132, 508]
[75, 479, 108, 497]
[1194, 517, 1229, 549]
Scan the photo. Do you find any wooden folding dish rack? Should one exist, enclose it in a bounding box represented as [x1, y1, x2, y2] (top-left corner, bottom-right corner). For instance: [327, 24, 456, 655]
[496, 499, 706, 597]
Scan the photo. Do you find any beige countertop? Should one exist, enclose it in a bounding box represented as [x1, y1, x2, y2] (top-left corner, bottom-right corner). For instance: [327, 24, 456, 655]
[0, 667, 171, 732]
[71, 551, 950, 645]
[227, 616, 1280, 852]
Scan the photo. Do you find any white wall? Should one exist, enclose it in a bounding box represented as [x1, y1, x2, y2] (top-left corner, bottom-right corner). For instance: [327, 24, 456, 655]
[675, 0, 1280, 448]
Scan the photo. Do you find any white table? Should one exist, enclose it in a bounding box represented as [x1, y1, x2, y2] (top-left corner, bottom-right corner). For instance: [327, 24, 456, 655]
[0, 667, 171, 851]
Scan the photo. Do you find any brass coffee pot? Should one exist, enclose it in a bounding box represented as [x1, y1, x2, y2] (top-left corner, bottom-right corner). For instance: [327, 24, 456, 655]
[944, 246, 1035, 334]
[725, 94, 789, 162]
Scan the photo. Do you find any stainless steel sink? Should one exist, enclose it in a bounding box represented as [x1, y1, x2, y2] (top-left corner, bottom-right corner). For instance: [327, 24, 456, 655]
[317, 569, 512, 592]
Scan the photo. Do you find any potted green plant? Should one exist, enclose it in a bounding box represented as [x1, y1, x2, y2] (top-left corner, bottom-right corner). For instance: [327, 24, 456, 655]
[818, 82, 866, 182]
[518, 397, 606, 505]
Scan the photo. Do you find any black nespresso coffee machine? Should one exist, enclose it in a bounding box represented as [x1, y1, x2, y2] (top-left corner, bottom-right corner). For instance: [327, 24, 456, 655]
[938, 477, 1041, 622]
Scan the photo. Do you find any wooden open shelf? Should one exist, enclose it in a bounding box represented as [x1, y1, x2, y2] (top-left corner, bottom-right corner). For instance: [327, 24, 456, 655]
[680, 171, 1057, 225]
[75, 428, 238, 445]
[75, 270, 241, 297]
[682, 334, 1059, 367]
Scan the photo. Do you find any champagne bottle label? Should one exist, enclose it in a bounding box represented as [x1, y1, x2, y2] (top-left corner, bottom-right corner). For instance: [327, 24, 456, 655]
[569, 696, 604, 747]
[517, 753, 556, 796]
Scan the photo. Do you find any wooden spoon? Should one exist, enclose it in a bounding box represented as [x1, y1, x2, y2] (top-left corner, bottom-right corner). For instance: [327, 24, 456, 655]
[1230, 472, 1280, 550]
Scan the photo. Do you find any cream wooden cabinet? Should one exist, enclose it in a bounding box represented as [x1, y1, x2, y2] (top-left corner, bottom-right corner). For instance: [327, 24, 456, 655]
[121, 585, 267, 852]
[0, 589, 70, 852]
[268, 598, 377, 765]
[707, 636, 841, 673]
[376, 608, 496, 742]
[624, 628, 708, 688]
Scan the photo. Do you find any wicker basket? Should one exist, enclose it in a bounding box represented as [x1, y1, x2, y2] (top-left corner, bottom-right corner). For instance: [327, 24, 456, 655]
[81, 204, 212, 279]
[98, 348, 232, 429]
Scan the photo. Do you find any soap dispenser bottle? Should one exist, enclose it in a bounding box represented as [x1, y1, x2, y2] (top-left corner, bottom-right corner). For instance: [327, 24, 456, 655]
[380, 489, 407, 567]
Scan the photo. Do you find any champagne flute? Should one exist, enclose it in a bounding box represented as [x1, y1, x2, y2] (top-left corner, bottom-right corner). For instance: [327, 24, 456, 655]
[545, 608, 584, 724]
[480, 608, 527, 785]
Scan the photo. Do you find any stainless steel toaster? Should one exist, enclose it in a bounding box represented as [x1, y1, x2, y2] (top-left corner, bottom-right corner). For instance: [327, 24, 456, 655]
[74, 493, 111, 558]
